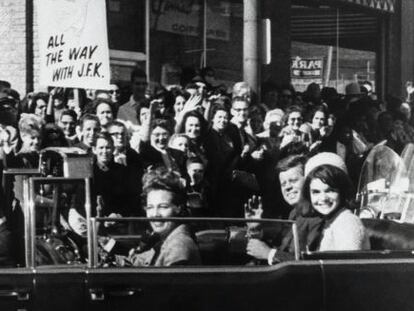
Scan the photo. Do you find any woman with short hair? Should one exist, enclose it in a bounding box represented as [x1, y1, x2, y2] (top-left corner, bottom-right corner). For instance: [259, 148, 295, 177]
[117, 168, 201, 266]
[176, 110, 208, 162]
[204, 105, 243, 217]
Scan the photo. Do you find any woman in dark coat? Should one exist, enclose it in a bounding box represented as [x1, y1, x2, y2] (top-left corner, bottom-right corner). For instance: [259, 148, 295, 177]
[204, 105, 243, 217]
[139, 100, 186, 176]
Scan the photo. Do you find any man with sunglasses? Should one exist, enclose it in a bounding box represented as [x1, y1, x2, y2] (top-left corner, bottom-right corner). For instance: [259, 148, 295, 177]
[108, 83, 121, 104]
[117, 68, 148, 126]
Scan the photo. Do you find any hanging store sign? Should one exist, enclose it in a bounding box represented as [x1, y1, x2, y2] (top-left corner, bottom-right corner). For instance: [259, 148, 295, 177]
[37, 0, 111, 89]
[291, 56, 324, 92]
[151, 0, 230, 41]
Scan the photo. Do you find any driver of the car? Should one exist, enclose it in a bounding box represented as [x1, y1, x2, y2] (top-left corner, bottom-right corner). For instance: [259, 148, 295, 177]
[116, 168, 201, 266]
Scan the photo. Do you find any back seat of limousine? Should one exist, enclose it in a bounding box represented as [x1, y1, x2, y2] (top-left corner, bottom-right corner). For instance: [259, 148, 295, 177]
[197, 220, 414, 263]
[362, 218, 414, 250]
[300, 219, 414, 261]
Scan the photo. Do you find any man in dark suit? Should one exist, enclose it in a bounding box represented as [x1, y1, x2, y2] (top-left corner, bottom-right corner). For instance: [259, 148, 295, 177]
[107, 121, 144, 212]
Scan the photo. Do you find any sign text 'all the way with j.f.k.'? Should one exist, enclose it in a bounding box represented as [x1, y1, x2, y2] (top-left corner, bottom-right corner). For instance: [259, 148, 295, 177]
[37, 0, 111, 89]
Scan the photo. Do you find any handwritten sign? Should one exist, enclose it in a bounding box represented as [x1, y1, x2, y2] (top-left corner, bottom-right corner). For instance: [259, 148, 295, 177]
[37, 0, 111, 89]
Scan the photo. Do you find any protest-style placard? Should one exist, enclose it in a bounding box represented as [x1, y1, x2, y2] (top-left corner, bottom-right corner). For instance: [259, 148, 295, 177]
[37, 0, 111, 89]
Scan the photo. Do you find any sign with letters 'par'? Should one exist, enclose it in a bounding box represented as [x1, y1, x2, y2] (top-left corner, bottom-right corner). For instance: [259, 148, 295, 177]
[37, 0, 111, 89]
[291, 56, 324, 92]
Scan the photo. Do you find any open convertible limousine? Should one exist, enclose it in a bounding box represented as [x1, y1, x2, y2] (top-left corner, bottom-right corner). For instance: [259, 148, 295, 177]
[2, 147, 414, 311]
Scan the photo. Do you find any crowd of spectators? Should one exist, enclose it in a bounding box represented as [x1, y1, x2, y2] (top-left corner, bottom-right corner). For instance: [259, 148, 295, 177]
[0, 66, 413, 266]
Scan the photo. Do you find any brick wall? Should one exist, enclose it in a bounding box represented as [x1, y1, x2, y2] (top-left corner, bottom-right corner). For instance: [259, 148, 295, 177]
[0, 0, 27, 96]
[32, 0, 40, 92]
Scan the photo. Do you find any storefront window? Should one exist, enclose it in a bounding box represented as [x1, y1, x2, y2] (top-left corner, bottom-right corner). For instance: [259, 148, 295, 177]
[149, 0, 243, 89]
[106, 0, 146, 85]
[291, 4, 378, 94]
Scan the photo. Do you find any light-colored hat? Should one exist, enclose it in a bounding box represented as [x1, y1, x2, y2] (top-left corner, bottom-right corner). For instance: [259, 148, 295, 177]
[263, 109, 284, 130]
[265, 108, 284, 122]
[305, 152, 348, 177]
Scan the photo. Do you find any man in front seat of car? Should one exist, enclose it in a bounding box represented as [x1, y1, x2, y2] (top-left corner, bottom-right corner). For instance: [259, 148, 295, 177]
[115, 167, 201, 266]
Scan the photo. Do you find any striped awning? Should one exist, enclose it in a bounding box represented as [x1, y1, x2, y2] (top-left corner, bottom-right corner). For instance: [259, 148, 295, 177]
[334, 0, 395, 12]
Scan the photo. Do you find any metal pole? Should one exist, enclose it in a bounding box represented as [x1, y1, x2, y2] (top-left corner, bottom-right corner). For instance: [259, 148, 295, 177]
[379, 18, 386, 100]
[243, 0, 260, 97]
[325, 46, 333, 87]
[336, 8, 340, 90]
[27, 178, 35, 268]
[203, 0, 207, 68]
[23, 177, 31, 268]
[145, 0, 150, 82]
[292, 222, 300, 261]
[90, 218, 98, 268]
[25, 0, 34, 93]
[84, 178, 94, 268]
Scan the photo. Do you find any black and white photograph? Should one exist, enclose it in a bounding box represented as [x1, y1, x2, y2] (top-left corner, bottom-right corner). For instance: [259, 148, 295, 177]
[0, 0, 413, 310]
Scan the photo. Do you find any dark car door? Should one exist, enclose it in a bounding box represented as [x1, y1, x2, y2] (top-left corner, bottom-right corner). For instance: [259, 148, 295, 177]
[85, 217, 323, 311]
[0, 268, 33, 311]
[32, 266, 86, 311]
[85, 262, 323, 311]
[322, 258, 414, 311]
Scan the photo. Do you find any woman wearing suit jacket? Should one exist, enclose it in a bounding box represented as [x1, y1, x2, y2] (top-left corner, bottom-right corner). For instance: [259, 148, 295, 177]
[116, 168, 201, 266]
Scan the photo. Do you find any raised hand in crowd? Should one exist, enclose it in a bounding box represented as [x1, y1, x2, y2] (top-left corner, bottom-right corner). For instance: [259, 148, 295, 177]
[175, 93, 203, 133]
[250, 145, 266, 161]
[46, 87, 63, 122]
[140, 99, 159, 142]
[406, 81, 414, 102]
[280, 131, 300, 149]
[184, 93, 203, 113]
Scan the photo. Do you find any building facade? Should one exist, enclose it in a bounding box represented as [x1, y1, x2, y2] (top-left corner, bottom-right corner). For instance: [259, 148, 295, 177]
[0, 0, 411, 100]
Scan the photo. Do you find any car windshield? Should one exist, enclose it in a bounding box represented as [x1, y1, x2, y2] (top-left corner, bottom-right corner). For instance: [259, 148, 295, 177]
[357, 144, 407, 220]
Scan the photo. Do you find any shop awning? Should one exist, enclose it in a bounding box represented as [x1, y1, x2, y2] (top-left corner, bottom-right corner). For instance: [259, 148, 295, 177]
[334, 0, 395, 12]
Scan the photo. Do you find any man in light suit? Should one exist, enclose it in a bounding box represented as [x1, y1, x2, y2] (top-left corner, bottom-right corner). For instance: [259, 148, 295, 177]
[117, 68, 148, 126]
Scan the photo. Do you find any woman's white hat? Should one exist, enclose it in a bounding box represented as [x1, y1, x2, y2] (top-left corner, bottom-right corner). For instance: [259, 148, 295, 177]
[305, 152, 348, 177]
